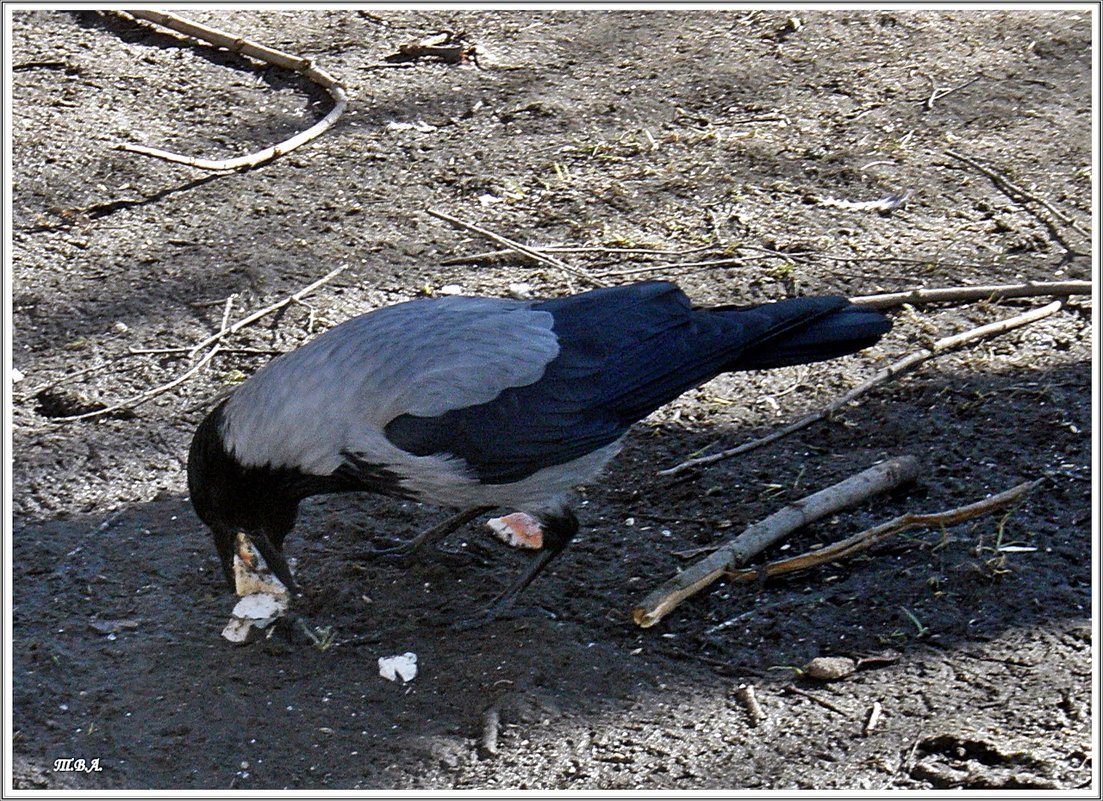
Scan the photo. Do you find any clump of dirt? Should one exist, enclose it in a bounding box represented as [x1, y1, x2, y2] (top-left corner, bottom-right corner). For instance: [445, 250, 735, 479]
[9, 9, 1093, 791]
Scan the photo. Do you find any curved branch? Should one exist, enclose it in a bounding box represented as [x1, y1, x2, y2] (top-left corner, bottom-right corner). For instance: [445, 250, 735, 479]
[115, 9, 348, 171]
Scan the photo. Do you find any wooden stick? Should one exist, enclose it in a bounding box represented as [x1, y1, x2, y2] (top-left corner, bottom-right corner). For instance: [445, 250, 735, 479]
[849, 280, 1092, 310]
[24, 354, 133, 398]
[659, 300, 1066, 476]
[595, 256, 750, 279]
[719, 479, 1039, 584]
[439, 243, 714, 266]
[734, 685, 767, 726]
[116, 10, 347, 171]
[129, 345, 280, 357]
[48, 346, 222, 423]
[639, 481, 1032, 635]
[863, 701, 883, 736]
[426, 208, 606, 287]
[633, 456, 921, 628]
[815, 252, 1085, 272]
[549, 244, 714, 256]
[784, 685, 854, 717]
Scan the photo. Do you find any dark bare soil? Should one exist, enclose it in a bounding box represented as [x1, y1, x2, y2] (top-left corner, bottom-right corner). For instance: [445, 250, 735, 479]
[7, 8, 1095, 791]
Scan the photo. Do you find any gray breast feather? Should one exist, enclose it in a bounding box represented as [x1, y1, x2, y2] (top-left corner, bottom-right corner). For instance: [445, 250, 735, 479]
[221, 296, 560, 473]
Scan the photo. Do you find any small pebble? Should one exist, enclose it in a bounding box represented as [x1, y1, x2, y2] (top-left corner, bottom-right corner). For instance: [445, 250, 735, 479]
[802, 656, 857, 681]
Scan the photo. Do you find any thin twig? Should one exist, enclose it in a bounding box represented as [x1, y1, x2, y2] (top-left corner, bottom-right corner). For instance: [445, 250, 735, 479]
[720, 480, 1039, 584]
[595, 256, 750, 279]
[660, 300, 1066, 476]
[426, 208, 606, 287]
[188, 264, 347, 357]
[52, 267, 346, 423]
[178, 383, 238, 415]
[129, 346, 281, 356]
[815, 252, 1081, 271]
[922, 74, 983, 109]
[705, 591, 833, 636]
[945, 149, 1090, 239]
[25, 355, 132, 397]
[633, 456, 921, 628]
[784, 685, 854, 717]
[50, 296, 235, 423]
[849, 280, 1092, 310]
[439, 244, 714, 266]
[330, 633, 383, 649]
[115, 10, 347, 171]
[553, 244, 714, 256]
[921, 74, 939, 109]
[706, 207, 726, 246]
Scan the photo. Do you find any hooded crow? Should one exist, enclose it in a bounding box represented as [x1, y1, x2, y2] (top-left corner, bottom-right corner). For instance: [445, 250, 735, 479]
[188, 281, 890, 621]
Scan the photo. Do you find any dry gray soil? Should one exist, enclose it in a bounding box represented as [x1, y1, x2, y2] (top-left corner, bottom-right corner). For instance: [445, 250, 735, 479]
[8, 8, 1095, 791]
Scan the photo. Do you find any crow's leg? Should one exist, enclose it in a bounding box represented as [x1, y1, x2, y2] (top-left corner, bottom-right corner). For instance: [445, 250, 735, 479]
[361, 506, 495, 566]
[454, 507, 579, 629]
[251, 530, 298, 594]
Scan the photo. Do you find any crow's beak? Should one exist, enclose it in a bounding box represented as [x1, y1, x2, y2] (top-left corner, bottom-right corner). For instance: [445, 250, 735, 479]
[211, 525, 297, 594]
[251, 530, 298, 594]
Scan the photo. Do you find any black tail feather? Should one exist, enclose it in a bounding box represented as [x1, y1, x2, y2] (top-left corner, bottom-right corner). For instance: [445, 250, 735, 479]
[721, 298, 892, 371]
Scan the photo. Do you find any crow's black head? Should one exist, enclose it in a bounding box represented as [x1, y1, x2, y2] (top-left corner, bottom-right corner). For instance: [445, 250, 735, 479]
[187, 402, 300, 592]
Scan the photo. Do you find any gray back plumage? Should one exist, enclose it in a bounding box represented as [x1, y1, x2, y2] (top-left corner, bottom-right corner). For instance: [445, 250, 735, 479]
[221, 296, 559, 475]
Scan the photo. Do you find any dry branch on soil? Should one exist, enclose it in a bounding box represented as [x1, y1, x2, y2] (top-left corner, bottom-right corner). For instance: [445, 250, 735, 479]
[187, 264, 348, 356]
[633, 456, 921, 628]
[50, 296, 236, 423]
[115, 9, 347, 171]
[717, 479, 1039, 585]
[849, 280, 1092, 310]
[734, 685, 768, 726]
[921, 73, 984, 109]
[638, 477, 1035, 633]
[426, 208, 607, 288]
[783, 685, 855, 718]
[439, 243, 715, 266]
[660, 298, 1069, 476]
[51, 266, 347, 423]
[385, 31, 479, 65]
